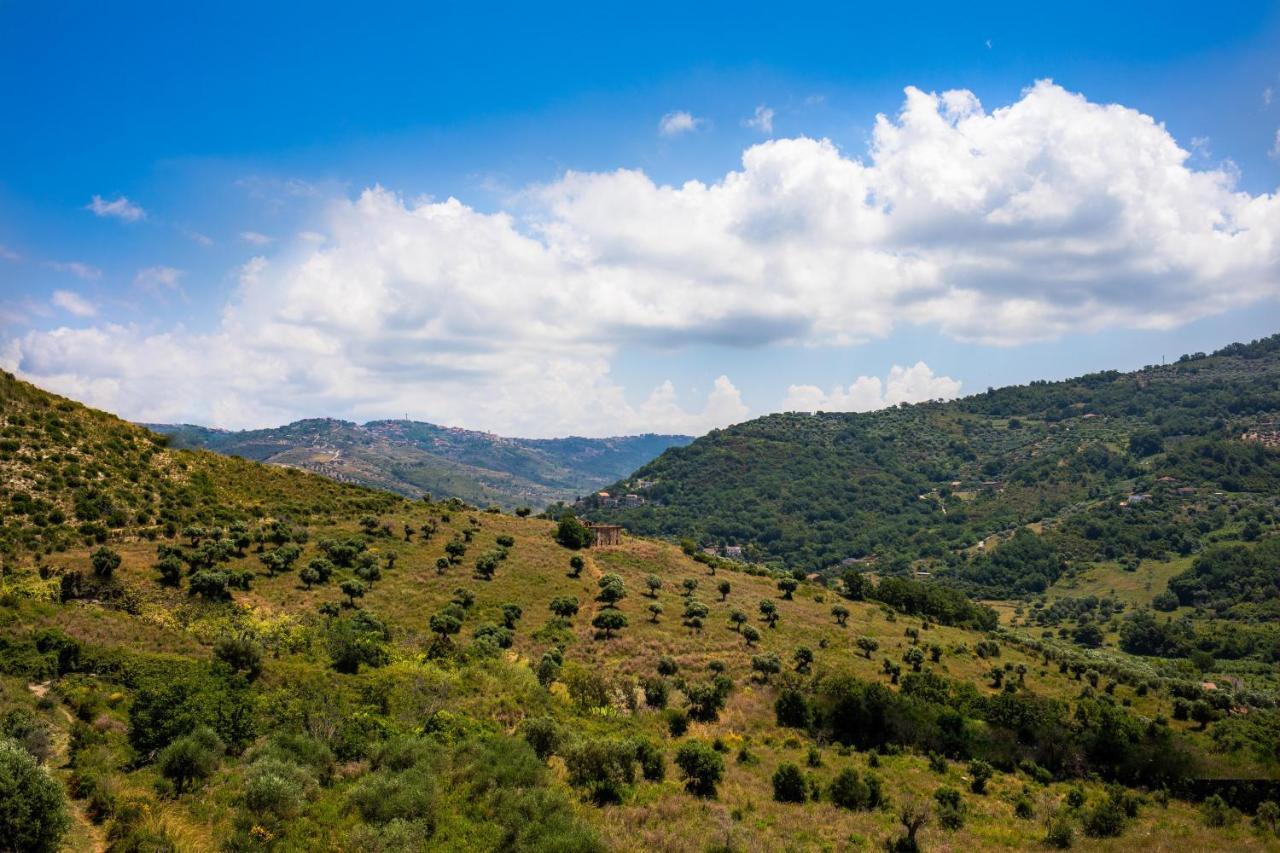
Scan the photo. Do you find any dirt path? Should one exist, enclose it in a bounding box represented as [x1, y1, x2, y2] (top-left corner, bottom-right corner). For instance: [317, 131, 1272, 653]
[28, 682, 108, 853]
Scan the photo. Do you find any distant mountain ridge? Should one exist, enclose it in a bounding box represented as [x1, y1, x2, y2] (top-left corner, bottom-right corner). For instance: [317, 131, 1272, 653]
[143, 417, 691, 509]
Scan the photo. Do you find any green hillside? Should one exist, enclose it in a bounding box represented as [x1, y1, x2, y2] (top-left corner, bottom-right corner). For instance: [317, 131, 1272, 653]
[1, 369, 1279, 851]
[587, 334, 1280, 576]
[147, 418, 690, 511]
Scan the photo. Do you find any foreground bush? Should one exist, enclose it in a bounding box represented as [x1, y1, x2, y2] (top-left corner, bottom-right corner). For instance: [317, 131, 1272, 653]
[0, 738, 70, 852]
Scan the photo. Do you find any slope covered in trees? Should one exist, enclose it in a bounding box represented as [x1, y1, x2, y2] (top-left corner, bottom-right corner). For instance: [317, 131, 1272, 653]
[588, 334, 1280, 577]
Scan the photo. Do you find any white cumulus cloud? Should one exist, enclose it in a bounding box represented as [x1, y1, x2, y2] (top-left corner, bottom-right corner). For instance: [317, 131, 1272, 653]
[86, 195, 145, 222]
[783, 362, 962, 412]
[7, 80, 1280, 436]
[745, 105, 775, 133]
[635, 376, 749, 435]
[659, 110, 703, 136]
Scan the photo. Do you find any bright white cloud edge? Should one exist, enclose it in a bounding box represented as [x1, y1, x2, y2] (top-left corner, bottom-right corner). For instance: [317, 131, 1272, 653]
[784, 363, 962, 413]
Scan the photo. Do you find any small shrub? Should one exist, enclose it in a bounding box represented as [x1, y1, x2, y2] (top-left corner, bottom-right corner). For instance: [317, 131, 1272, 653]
[243, 758, 313, 820]
[774, 688, 811, 729]
[934, 786, 965, 830]
[665, 708, 689, 738]
[674, 741, 723, 797]
[1015, 793, 1035, 819]
[633, 739, 665, 782]
[556, 515, 594, 549]
[520, 717, 561, 760]
[1200, 794, 1237, 828]
[968, 759, 993, 794]
[1254, 800, 1279, 835]
[348, 765, 437, 826]
[1045, 812, 1075, 848]
[829, 768, 881, 811]
[641, 677, 669, 709]
[563, 738, 637, 804]
[1081, 799, 1126, 838]
[772, 763, 807, 803]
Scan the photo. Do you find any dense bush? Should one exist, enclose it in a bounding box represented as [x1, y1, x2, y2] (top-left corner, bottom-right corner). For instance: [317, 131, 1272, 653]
[158, 727, 223, 794]
[772, 763, 807, 802]
[563, 738, 636, 804]
[0, 738, 69, 852]
[348, 763, 437, 826]
[674, 741, 723, 797]
[556, 515, 595, 550]
[828, 767, 882, 810]
[128, 665, 255, 758]
[244, 757, 314, 820]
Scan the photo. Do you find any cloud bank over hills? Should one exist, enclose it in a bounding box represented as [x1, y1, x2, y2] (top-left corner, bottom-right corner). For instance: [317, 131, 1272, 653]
[6, 81, 1277, 436]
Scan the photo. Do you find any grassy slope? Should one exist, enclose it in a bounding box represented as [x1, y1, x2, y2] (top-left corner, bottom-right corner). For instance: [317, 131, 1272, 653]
[7, 514, 1275, 851]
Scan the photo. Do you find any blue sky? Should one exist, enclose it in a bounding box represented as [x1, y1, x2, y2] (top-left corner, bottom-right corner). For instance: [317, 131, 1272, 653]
[1, 2, 1279, 436]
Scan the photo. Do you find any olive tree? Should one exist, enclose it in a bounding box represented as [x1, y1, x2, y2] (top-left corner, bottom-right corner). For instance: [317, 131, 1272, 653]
[549, 596, 580, 620]
[592, 611, 627, 639]
[759, 599, 779, 628]
[340, 579, 366, 608]
[597, 574, 626, 607]
[158, 727, 224, 794]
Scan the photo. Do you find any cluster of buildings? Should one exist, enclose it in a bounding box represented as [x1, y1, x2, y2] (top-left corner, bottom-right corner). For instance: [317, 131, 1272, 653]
[1120, 476, 1198, 508]
[577, 490, 646, 510]
[1241, 423, 1280, 450]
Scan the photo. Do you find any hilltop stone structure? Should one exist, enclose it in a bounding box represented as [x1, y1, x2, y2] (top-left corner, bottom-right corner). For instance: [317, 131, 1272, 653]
[585, 522, 622, 547]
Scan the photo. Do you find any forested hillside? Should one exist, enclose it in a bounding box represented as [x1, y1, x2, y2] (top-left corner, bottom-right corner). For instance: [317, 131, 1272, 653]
[588, 334, 1280, 575]
[148, 418, 690, 510]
